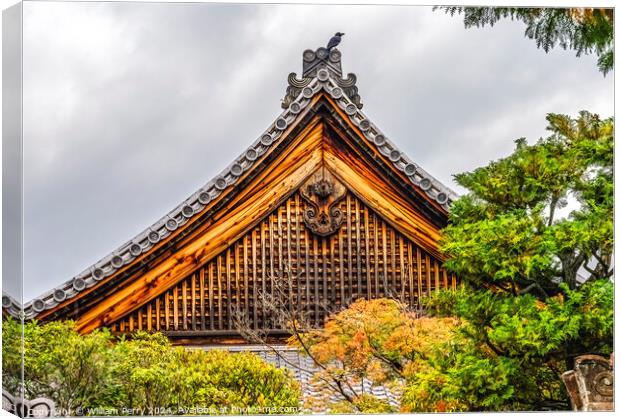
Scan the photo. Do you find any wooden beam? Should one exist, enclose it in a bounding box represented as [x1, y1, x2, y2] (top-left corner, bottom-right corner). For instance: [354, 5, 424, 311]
[200, 268, 205, 330]
[39, 112, 326, 321]
[354, 198, 363, 301]
[323, 142, 443, 258]
[364, 208, 371, 299]
[319, 93, 448, 216]
[346, 195, 353, 298]
[75, 130, 324, 333]
[251, 229, 258, 328]
[208, 263, 214, 329]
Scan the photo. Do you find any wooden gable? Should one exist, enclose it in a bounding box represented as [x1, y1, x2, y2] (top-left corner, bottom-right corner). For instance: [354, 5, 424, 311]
[10, 47, 458, 342]
[108, 188, 456, 344]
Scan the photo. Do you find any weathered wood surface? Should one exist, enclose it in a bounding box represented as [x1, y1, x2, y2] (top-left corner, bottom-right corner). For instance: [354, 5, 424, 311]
[28, 93, 452, 337]
[108, 189, 454, 336]
[37, 108, 327, 322]
[74, 120, 326, 333]
[562, 354, 613, 411]
[72, 114, 451, 335]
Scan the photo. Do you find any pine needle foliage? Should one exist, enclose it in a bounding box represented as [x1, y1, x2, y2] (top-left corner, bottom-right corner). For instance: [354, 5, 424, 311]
[437, 7, 614, 74]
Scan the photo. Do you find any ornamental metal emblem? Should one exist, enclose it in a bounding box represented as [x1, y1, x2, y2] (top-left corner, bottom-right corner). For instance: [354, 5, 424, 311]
[300, 169, 346, 237]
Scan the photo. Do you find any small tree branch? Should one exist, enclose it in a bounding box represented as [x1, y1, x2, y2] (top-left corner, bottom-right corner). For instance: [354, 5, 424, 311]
[518, 282, 549, 299]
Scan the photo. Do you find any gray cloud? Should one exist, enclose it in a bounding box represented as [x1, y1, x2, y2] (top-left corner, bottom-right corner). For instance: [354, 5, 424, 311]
[20, 2, 613, 300]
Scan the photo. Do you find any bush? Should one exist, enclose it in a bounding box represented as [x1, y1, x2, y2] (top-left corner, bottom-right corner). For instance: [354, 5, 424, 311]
[172, 349, 300, 413]
[1, 319, 300, 415]
[401, 280, 614, 412]
[289, 298, 460, 413]
[2, 318, 114, 413]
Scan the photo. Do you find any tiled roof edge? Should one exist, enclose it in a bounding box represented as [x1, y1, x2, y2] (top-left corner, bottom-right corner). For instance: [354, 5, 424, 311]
[12, 51, 459, 320]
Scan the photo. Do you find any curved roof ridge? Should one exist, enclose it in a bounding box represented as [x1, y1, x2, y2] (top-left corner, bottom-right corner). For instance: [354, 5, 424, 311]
[4, 54, 459, 320]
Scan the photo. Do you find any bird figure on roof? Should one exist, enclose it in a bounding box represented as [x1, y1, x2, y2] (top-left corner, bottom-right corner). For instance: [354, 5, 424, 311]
[327, 32, 345, 51]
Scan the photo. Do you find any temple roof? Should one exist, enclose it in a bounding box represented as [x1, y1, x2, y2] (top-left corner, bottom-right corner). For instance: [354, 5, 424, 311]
[2, 46, 458, 321]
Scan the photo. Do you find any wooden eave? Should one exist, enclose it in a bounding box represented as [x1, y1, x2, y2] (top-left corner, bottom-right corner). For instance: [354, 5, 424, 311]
[10, 74, 458, 325]
[39, 102, 327, 324]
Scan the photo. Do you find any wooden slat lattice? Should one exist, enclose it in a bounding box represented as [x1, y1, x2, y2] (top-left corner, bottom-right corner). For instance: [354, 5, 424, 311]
[110, 190, 454, 335]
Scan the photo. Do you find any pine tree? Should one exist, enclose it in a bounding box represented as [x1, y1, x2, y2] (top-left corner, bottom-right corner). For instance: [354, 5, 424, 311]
[438, 7, 614, 75]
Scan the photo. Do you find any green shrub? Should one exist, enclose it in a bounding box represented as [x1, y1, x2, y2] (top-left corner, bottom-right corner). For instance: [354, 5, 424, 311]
[401, 280, 614, 411]
[1, 319, 300, 415]
[2, 318, 114, 413]
[172, 349, 300, 413]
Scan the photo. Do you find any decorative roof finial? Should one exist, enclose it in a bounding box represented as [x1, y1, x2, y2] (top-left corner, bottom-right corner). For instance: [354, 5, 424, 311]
[327, 32, 345, 51]
[302, 47, 342, 78]
[282, 39, 362, 109]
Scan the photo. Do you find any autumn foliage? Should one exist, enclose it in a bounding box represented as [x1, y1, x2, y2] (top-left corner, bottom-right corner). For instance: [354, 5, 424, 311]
[290, 298, 460, 412]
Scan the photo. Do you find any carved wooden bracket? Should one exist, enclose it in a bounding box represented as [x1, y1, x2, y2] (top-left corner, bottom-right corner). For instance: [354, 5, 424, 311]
[300, 169, 346, 236]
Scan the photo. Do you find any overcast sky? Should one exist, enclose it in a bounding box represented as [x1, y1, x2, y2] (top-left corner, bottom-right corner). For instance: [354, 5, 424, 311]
[18, 1, 613, 300]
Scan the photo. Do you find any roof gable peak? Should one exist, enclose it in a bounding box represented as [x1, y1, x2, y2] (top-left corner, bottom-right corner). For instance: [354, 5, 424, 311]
[282, 47, 362, 110]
